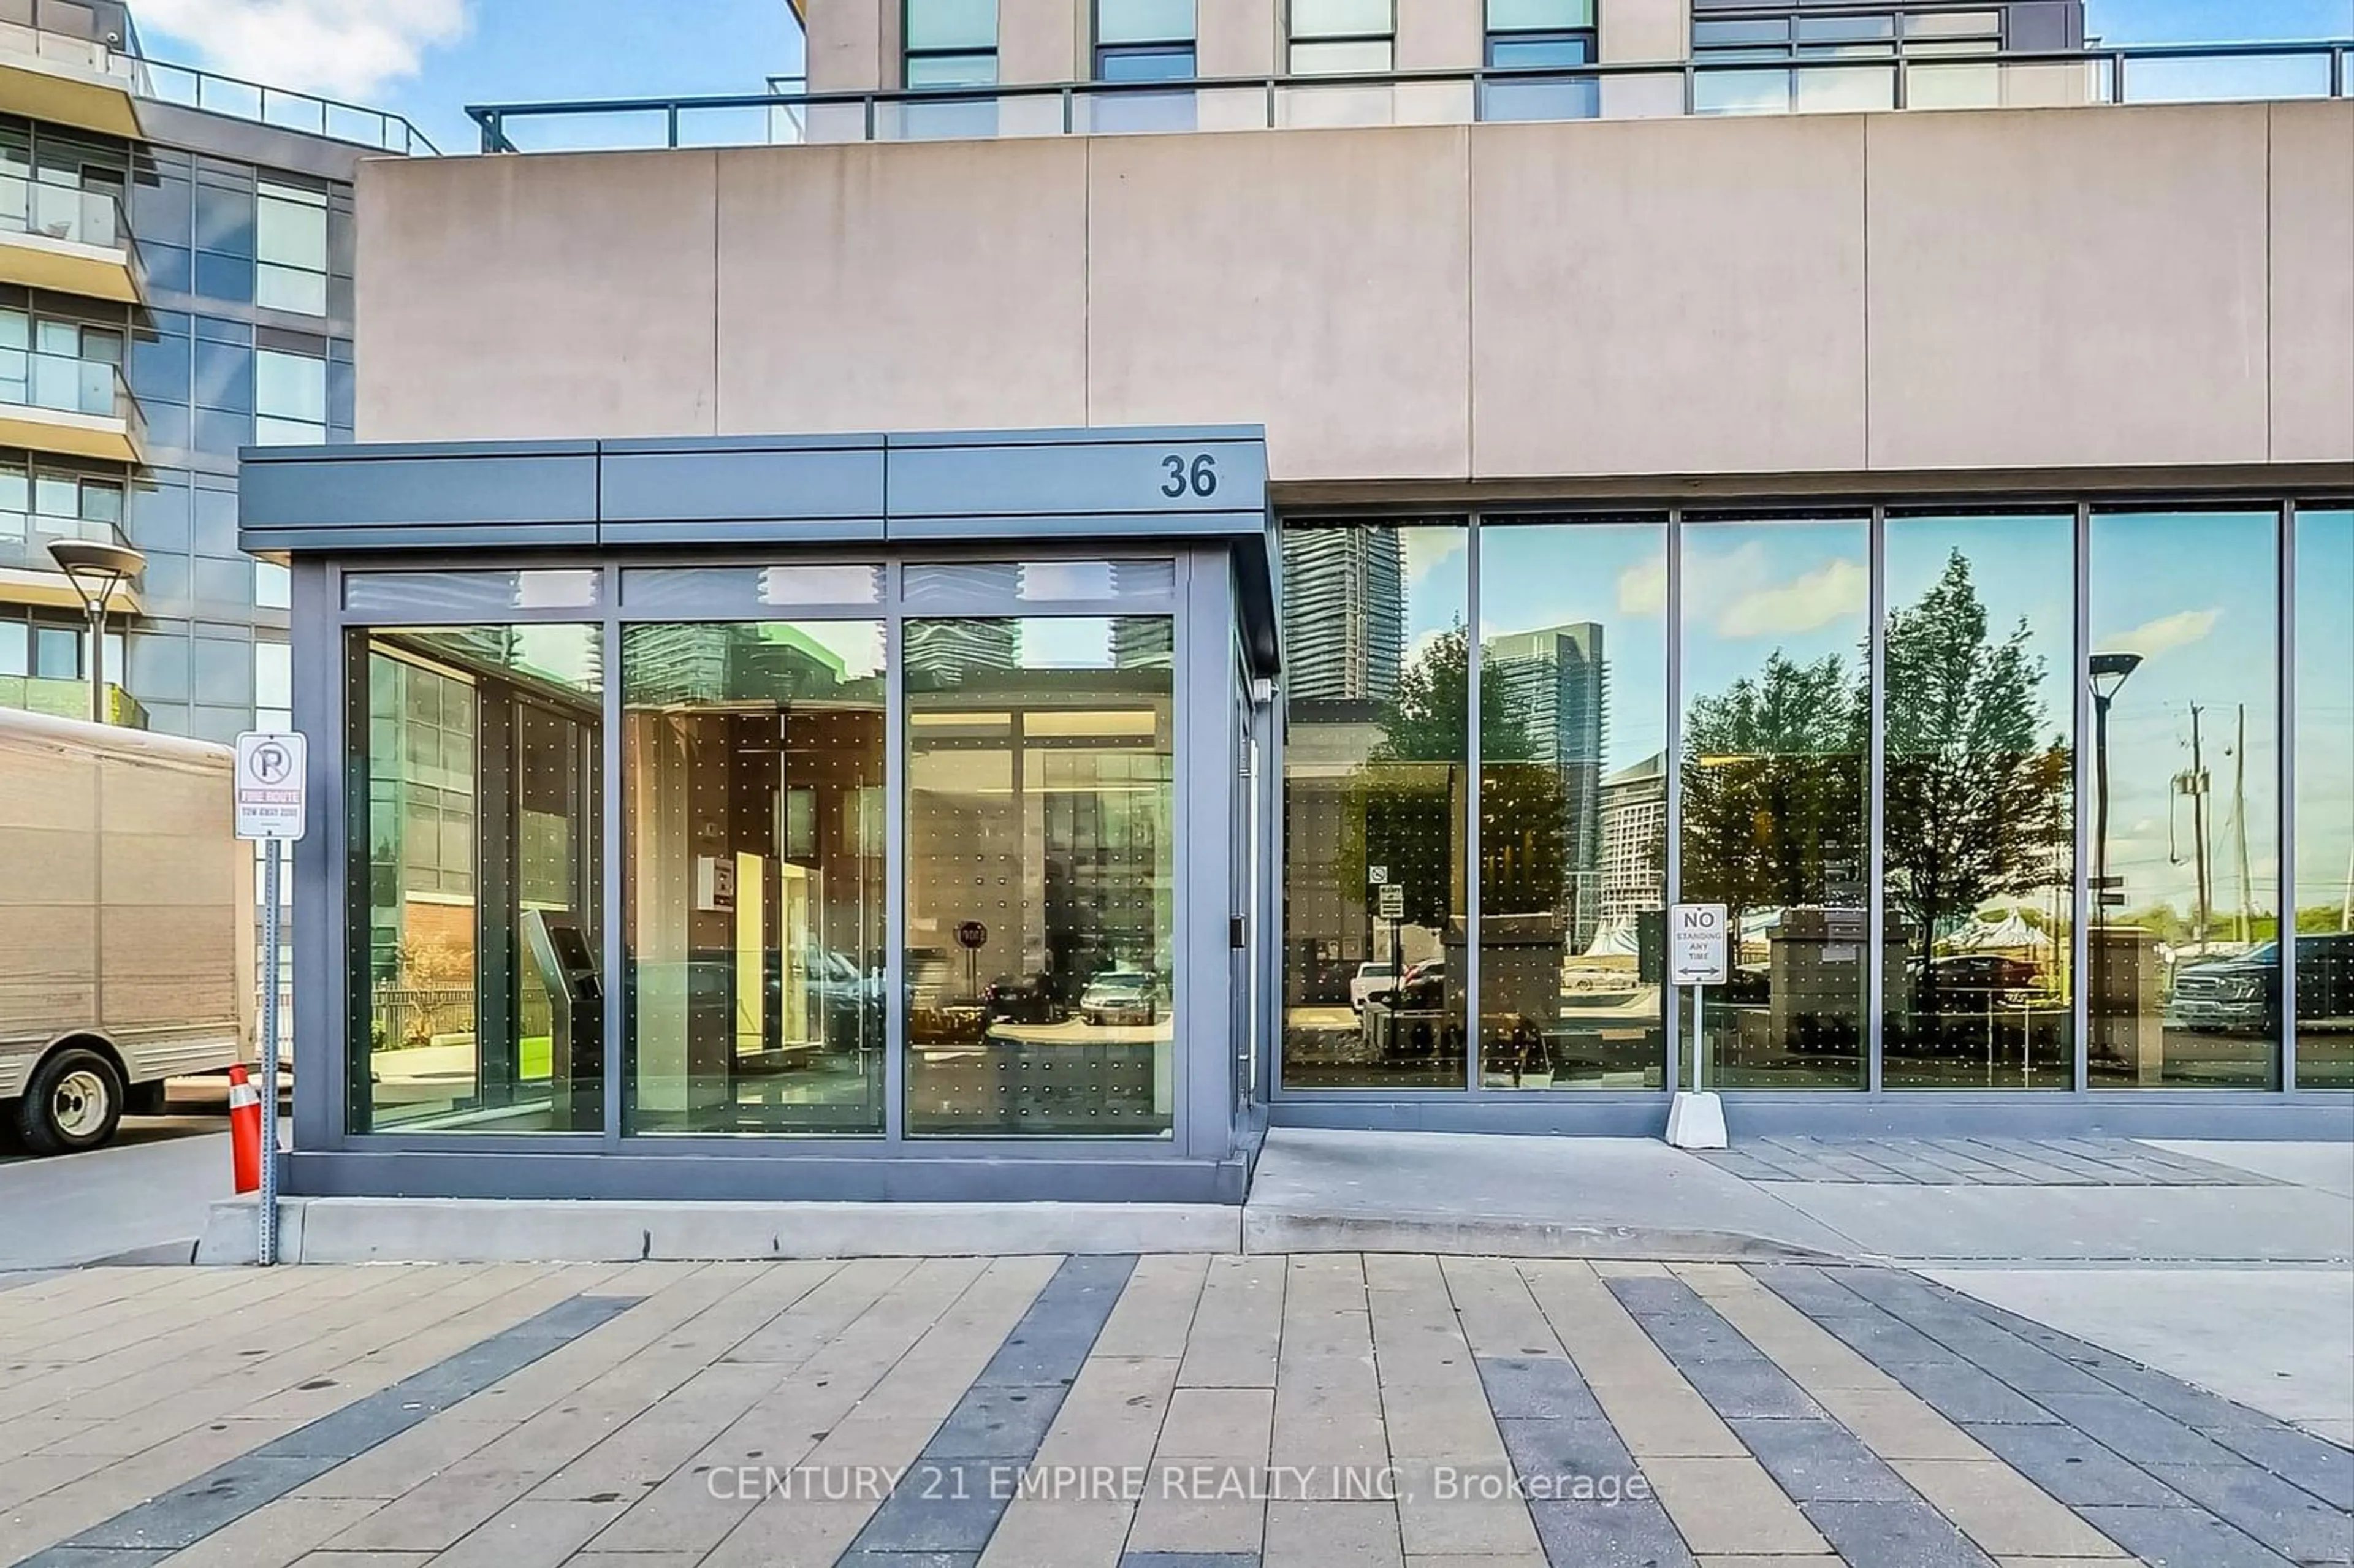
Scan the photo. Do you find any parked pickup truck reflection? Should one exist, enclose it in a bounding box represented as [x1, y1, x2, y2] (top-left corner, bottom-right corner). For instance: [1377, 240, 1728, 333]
[2165, 934, 2354, 1035]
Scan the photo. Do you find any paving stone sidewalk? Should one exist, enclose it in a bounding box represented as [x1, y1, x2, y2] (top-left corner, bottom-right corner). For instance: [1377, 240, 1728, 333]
[1, 1254, 2347, 1568]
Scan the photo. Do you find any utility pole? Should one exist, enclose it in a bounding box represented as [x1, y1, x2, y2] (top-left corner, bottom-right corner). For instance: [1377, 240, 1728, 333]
[2187, 705, 2211, 949]
[2232, 702, 2252, 944]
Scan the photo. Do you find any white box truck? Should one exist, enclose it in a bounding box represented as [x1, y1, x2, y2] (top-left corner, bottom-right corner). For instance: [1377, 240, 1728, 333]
[1, 707, 255, 1154]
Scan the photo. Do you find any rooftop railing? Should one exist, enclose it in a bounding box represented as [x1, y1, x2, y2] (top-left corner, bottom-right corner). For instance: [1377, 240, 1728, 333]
[470, 39, 2353, 153]
[131, 58, 440, 155]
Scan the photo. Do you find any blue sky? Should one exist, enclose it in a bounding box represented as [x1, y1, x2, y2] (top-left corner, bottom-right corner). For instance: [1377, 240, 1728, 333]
[134, 1, 807, 156]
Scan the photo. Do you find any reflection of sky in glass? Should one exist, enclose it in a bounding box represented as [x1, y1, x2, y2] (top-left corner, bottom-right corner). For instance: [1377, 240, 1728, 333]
[1401, 525, 1468, 657]
[506, 624, 603, 693]
[1017, 617, 1120, 668]
[2090, 511, 2280, 918]
[2296, 509, 2353, 919]
[2087, 0, 2350, 100]
[791, 620, 885, 679]
[1884, 513, 2074, 751]
[1679, 519, 1869, 704]
[1479, 522, 1667, 774]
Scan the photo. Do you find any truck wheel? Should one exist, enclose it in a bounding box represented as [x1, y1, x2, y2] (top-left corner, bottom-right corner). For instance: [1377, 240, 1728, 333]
[15, 1048, 124, 1156]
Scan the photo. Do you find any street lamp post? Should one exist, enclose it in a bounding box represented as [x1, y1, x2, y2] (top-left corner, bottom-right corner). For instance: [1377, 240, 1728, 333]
[2088, 650, 2144, 925]
[45, 539, 144, 725]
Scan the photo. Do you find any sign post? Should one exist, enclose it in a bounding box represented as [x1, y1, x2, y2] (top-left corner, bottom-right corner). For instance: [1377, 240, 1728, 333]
[1665, 902, 1729, 1150]
[235, 731, 307, 1265]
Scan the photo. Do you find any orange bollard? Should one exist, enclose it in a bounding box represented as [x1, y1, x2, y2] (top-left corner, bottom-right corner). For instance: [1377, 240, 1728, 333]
[227, 1064, 262, 1195]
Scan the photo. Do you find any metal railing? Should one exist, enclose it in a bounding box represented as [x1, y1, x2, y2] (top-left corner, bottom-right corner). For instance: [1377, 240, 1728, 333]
[0, 177, 131, 252]
[469, 39, 2353, 153]
[132, 58, 440, 155]
[0, 348, 143, 435]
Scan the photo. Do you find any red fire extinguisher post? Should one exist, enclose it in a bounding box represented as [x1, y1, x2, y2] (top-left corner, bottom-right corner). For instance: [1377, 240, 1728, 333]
[227, 1064, 261, 1195]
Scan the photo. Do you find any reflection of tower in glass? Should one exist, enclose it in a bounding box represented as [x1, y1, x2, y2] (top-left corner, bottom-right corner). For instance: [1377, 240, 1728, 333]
[904, 620, 1018, 685]
[1281, 528, 1404, 702]
[1600, 751, 1668, 927]
[624, 623, 852, 704]
[1110, 563, 1175, 667]
[1482, 623, 1609, 946]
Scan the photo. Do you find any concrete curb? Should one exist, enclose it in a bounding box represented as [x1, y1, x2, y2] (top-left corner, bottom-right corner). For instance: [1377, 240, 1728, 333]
[196, 1195, 1842, 1265]
[196, 1196, 1244, 1264]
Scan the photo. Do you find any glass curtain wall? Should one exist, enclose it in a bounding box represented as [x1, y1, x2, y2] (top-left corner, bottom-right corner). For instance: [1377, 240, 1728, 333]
[2294, 506, 2354, 1088]
[622, 620, 888, 1135]
[349, 624, 603, 1132]
[1880, 512, 2076, 1089]
[2087, 509, 2281, 1089]
[1678, 516, 1871, 1089]
[904, 614, 1177, 1135]
[1477, 517, 1667, 1088]
[1279, 521, 1469, 1089]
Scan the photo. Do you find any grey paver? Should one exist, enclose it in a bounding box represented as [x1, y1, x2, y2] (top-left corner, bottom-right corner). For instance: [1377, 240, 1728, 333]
[1959, 1421, 2188, 1508]
[1800, 1498, 2001, 1567]
[1726, 1418, 1911, 1502]
[2076, 1505, 2299, 1568]
[2143, 1461, 2354, 1564]
[2207, 1421, 2354, 1512]
[1880, 1361, 2060, 1425]
[2030, 1390, 2245, 1467]
[1118, 1555, 1261, 1567]
[1526, 1496, 1695, 1567]
[1495, 1417, 1636, 1482]
[1672, 1358, 1827, 1420]
[1472, 1358, 1602, 1422]
[924, 1387, 1067, 1460]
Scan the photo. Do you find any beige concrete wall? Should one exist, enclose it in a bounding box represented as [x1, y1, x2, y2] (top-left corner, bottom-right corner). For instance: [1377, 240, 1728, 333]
[1598, 0, 1689, 118]
[1472, 114, 1867, 478]
[1865, 103, 2270, 471]
[806, 0, 888, 93]
[356, 152, 717, 441]
[2269, 100, 2354, 465]
[359, 101, 2354, 482]
[1086, 126, 1472, 481]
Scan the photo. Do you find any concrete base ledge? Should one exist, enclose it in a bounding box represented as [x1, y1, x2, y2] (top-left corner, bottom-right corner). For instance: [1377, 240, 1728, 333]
[196, 1196, 1243, 1265]
[1241, 1208, 1837, 1263]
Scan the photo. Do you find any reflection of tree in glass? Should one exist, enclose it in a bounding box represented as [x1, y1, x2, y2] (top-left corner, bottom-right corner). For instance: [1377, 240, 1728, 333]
[1680, 647, 1865, 927]
[1339, 623, 1567, 931]
[1883, 551, 2072, 977]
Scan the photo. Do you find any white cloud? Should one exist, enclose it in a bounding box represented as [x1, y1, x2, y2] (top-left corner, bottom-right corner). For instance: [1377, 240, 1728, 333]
[2103, 608, 2220, 661]
[1403, 626, 1447, 674]
[1716, 557, 1867, 639]
[1615, 551, 1666, 616]
[136, 0, 468, 102]
[1401, 528, 1463, 588]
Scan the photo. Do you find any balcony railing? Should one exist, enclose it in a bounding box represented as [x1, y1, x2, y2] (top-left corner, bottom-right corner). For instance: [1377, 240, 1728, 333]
[471, 39, 2354, 153]
[0, 177, 129, 252]
[2, 346, 134, 421]
[132, 58, 440, 154]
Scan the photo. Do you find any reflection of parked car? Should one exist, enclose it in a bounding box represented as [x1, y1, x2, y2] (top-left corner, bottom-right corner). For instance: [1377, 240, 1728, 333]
[1349, 962, 1396, 1014]
[1916, 954, 2040, 1003]
[1080, 970, 1163, 1026]
[2167, 935, 2354, 1035]
[982, 974, 1061, 1026]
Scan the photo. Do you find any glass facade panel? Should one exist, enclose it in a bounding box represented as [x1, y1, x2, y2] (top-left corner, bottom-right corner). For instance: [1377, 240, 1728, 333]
[1881, 512, 2076, 1089]
[904, 560, 1175, 606]
[1097, 0, 1194, 44]
[622, 565, 886, 612]
[624, 622, 888, 1134]
[343, 569, 604, 614]
[2294, 506, 2354, 1088]
[1478, 519, 1667, 1088]
[1281, 522, 1469, 1089]
[2087, 510, 2280, 1089]
[1292, 0, 1393, 37]
[904, 617, 1176, 1135]
[1678, 516, 1870, 1088]
[351, 625, 604, 1133]
[906, 0, 997, 50]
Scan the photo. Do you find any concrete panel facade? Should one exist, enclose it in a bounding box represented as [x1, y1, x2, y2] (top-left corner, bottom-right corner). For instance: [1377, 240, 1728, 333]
[1865, 104, 2272, 471]
[356, 152, 718, 441]
[357, 103, 2354, 484]
[1084, 126, 1473, 482]
[1470, 114, 1868, 478]
[712, 139, 1089, 435]
[2268, 100, 2354, 465]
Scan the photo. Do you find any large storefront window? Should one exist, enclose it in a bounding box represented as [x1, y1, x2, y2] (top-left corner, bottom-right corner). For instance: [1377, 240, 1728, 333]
[1678, 516, 1870, 1089]
[1478, 517, 1667, 1088]
[351, 625, 603, 1132]
[2087, 510, 2281, 1089]
[622, 621, 887, 1134]
[2295, 506, 2354, 1089]
[1280, 521, 1469, 1089]
[1881, 512, 2075, 1089]
[904, 617, 1176, 1135]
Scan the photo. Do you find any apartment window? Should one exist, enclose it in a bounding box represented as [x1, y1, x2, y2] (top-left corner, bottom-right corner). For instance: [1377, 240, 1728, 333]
[1692, 5, 2002, 114]
[192, 315, 253, 455]
[257, 561, 291, 610]
[1, 123, 126, 250]
[256, 343, 327, 444]
[0, 306, 123, 418]
[256, 179, 329, 316]
[1289, 0, 1394, 74]
[0, 455, 124, 549]
[1095, 0, 1197, 130]
[193, 163, 256, 305]
[903, 0, 998, 137]
[0, 620, 23, 677]
[1482, 0, 1599, 120]
[34, 625, 78, 679]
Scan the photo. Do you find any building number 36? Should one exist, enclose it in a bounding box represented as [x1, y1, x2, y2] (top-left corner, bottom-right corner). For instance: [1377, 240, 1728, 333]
[1160, 453, 1219, 498]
